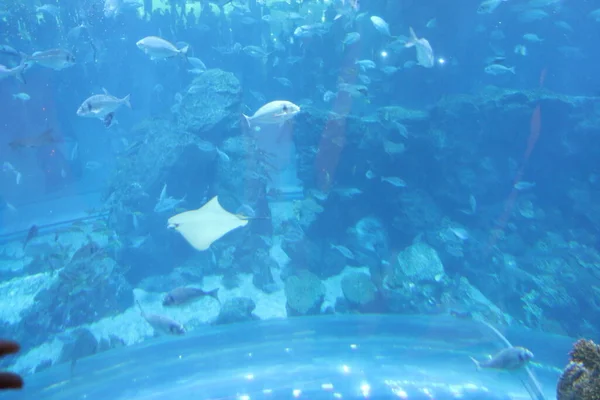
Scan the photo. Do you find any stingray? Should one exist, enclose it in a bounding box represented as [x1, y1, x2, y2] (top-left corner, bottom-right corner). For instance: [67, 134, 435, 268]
[167, 196, 249, 251]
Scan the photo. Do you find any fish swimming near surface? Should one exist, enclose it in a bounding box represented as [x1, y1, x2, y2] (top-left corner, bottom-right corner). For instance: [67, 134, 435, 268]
[136, 301, 185, 335]
[470, 346, 534, 371]
[76, 90, 131, 127]
[163, 287, 220, 306]
[9, 129, 62, 150]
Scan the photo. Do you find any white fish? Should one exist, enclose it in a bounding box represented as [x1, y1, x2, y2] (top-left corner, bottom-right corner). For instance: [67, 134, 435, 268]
[331, 244, 355, 259]
[136, 36, 188, 60]
[187, 57, 206, 71]
[514, 181, 536, 191]
[370, 16, 391, 36]
[523, 33, 543, 43]
[477, 0, 506, 14]
[405, 27, 434, 68]
[449, 227, 469, 241]
[26, 49, 75, 70]
[243, 100, 300, 129]
[514, 45, 527, 56]
[76, 90, 131, 127]
[13, 93, 30, 101]
[381, 176, 406, 187]
[485, 64, 515, 75]
[355, 59, 376, 71]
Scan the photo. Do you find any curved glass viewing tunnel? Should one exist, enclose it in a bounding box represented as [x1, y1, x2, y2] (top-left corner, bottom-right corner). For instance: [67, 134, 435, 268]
[3, 315, 566, 400]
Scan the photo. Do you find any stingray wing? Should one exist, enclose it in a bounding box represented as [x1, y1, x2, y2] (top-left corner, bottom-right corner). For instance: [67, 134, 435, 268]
[168, 196, 248, 251]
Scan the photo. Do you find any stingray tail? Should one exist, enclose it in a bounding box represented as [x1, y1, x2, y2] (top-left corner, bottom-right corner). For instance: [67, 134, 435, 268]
[470, 357, 482, 371]
[242, 114, 252, 130]
[135, 300, 146, 317]
[206, 288, 220, 303]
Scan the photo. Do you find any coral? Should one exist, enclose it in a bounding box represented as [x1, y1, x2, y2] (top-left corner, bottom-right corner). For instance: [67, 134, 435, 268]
[395, 242, 445, 283]
[284, 270, 325, 316]
[341, 272, 377, 307]
[557, 339, 600, 400]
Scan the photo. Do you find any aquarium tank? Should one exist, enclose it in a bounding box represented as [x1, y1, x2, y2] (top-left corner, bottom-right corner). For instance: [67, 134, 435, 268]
[1, 0, 600, 398]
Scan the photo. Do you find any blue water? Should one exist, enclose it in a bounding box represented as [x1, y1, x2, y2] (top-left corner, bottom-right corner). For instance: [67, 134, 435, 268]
[0, 0, 599, 399]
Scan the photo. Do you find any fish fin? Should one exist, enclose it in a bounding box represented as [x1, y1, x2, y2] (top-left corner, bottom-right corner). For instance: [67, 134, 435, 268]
[103, 113, 114, 127]
[102, 87, 109, 95]
[242, 114, 252, 129]
[470, 357, 482, 371]
[179, 45, 189, 59]
[334, 13, 342, 20]
[122, 94, 131, 108]
[206, 288, 220, 303]
[405, 27, 417, 48]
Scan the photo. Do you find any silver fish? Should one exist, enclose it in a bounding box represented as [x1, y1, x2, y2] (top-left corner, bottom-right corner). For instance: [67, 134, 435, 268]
[76, 91, 131, 127]
[136, 36, 188, 60]
[137, 301, 185, 335]
[27, 49, 75, 70]
[471, 347, 533, 371]
[163, 287, 220, 306]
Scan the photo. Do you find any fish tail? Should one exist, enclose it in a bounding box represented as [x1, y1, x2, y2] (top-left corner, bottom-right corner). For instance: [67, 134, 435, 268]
[242, 113, 252, 129]
[206, 288, 220, 303]
[509, 66, 516, 74]
[405, 27, 417, 48]
[122, 94, 131, 108]
[179, 45, 189, 59]
[135, 300, 145, 317]
[469, 357, 482, 371]
[16, 59, 26, 84]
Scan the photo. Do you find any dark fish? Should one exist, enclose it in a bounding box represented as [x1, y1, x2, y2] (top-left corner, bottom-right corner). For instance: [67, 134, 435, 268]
[163, 287, 220, 306]
[23, 225, 39, 250]
[136, 301, 185, 335]
[471, 346, 533, 371]
[9, 129, 62, 150]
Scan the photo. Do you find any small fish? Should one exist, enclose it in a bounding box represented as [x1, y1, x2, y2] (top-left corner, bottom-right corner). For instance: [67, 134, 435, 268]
[136, 36, 188, 60]
[163, 287, 220, 306]
[26, 49, 75, 70]
[514, 181, 536, 191]
[449, 227, 469, 241]
[405, 27, 434, 68]
[370, 16, 391, 36]
[477, 0, 506, 14]
[136, 301, 185, 335]
[331, 244, 355, 259]
[243, 100, 300, 129]
[470, 347, 533, 371]
[13, 93, 30, 101]
[381, 176, 407, 187]
[514, 45, 528, 56]
[355, 59, 376, 71]
[154, 184, 186, 213]
[523, 33, 543, 43]
[76, 90, 131, 127]
[187, 57, 206, 73]
[36, 4, 60, 17]
[23, 225, 39, 250]
[484, 64, 515, 75]
[342, 32, 360, 50]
